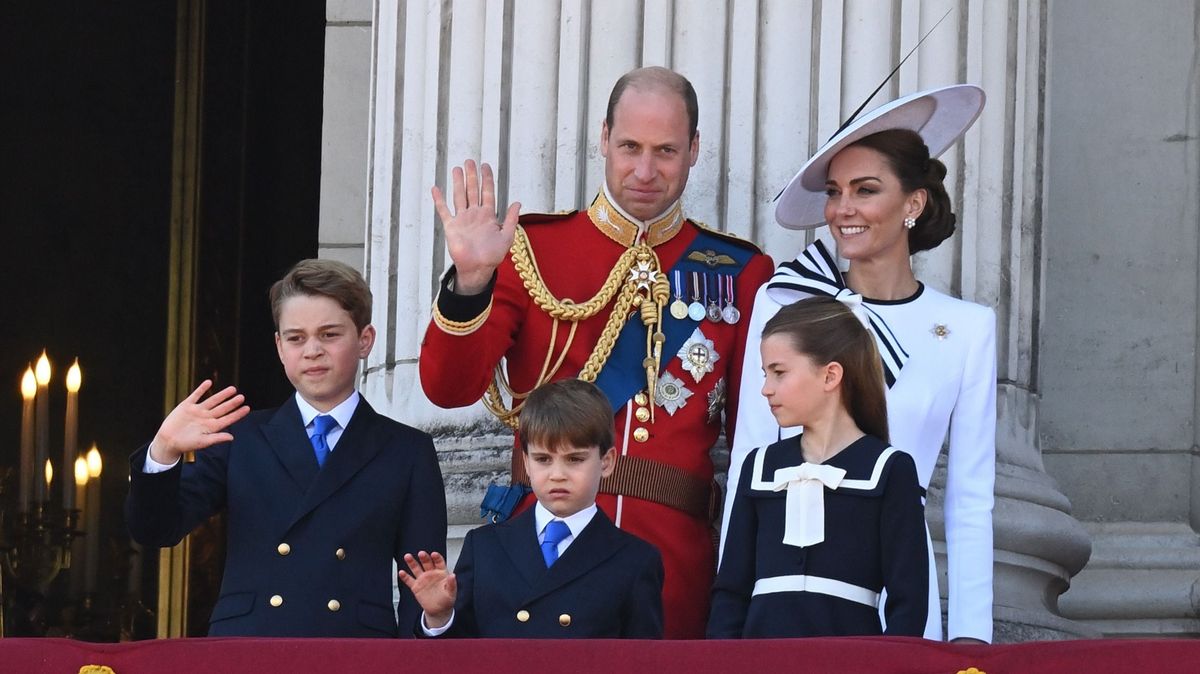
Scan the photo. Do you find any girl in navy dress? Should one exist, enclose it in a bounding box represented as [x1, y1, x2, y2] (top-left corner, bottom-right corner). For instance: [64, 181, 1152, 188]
[707, 296, 928, 638]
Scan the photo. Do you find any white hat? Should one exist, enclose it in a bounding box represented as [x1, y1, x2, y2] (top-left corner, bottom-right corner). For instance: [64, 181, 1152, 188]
[774, 84, 986, 230]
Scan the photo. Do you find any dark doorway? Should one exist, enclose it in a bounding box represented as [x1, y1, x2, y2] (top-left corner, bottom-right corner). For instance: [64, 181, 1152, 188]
[0, 0, 325, 639]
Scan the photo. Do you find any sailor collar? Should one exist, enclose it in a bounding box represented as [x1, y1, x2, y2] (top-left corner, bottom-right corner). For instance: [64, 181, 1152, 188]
[587, 184, 685, 248]
[749, 436, 898, 494]
[746, 436, 900, 548]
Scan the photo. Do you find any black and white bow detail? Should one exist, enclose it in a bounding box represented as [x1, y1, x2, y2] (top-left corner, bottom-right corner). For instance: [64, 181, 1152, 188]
[766, 240, 909, 387]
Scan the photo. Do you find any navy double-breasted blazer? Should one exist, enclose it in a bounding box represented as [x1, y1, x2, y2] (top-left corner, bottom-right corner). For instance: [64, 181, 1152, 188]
[126, 396, 447, 637]
[439, 507, 664, 638]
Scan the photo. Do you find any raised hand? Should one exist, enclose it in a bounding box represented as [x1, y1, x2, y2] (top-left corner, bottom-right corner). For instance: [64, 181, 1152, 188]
[399, 551, 457, 628]
[149, 380, 251, 464]
[431, 159, 521, 295]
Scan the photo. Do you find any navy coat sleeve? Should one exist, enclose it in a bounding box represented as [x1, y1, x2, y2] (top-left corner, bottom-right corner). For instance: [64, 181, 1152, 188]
[880, 451, 930, 636]
[707, 450, 758, 638]
[620, 543, 665, 638]
[125, 440, 231, 548]
[392, 429, 448, 636]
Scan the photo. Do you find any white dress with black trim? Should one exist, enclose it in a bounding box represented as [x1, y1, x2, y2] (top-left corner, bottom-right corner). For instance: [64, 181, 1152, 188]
[726, 260, 997, 642]
[707, 434, 928, 638]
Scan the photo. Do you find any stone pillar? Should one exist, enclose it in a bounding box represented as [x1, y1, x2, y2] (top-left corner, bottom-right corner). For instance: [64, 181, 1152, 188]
[1039, 0, 1200, 638]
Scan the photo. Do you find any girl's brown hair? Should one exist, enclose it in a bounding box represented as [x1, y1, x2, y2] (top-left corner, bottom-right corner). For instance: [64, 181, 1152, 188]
[762, 296, 890, 443]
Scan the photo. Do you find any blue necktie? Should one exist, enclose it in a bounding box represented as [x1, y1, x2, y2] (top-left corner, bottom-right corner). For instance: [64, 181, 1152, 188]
[540, 520, 571, 567]
[310, 415, 338, 468]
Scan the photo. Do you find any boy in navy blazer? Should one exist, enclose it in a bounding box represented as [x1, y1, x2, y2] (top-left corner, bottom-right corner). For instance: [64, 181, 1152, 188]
[401, 379, 663, 638]
[126, 259, 446, 637]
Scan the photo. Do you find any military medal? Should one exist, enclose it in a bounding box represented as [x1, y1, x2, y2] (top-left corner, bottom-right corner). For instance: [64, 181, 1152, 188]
[687, 271, 706, 322]
[654, 371, 693, 415]
[678, 329, 720, 383]
[722, 275, 741, 324]
[628, 260, 657, 290]
[705, 274, 723, 323]
[706, 377, 726, 423]
[669, 270, 689, 320]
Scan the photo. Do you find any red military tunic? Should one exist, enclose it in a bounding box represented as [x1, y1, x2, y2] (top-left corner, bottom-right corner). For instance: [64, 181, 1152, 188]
[420, 188, 773, 638]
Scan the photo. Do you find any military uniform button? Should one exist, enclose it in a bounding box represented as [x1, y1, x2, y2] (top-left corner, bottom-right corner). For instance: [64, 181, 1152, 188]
[516, 610, 530, 623]
[632, 427, 649, 442]
[277, 543, 291, 556]
[635, 407, 650, 422]
[559, 614, 571, 627]
[335, 548, 346, 560]
[269, 595, 283, 607]
[633, 392, 648, 406]
[327, 599, 341, 612]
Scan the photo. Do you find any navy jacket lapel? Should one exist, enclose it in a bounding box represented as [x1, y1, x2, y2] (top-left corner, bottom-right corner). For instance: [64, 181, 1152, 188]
[286, 398, 383, 531]
[521, 510, 626, 606]
[495, 508, 547, 591]
[261, 398, 320, 491]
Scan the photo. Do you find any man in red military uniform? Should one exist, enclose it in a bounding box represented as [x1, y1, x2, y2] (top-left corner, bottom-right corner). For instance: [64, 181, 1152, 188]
[419, 66, 773, 638]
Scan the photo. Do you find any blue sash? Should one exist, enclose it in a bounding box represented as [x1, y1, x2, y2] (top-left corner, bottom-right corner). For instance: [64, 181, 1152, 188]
[592, 230, 756, 411]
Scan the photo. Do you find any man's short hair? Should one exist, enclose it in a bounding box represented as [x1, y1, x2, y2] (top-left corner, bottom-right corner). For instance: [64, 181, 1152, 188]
[269, 259, 373, 332]
[605, 66, 699, 140]
[519, 379, 614, 454]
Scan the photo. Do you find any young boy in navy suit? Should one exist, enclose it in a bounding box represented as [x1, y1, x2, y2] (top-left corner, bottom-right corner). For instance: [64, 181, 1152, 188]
[401, 379, 664, 638]
[126, 259, 446, 637]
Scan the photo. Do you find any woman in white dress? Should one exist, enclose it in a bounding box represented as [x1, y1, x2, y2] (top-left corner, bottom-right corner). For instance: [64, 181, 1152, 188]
[724, 85, 994, 643]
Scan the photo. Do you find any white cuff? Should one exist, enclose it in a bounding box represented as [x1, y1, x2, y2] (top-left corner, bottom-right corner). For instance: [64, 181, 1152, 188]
[142, 445, 181, 474]
[421, 610, 455, 636]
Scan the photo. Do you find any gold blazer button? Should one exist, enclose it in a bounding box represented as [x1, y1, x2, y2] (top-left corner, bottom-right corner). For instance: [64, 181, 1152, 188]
[269, 595, 283, 607]
[516, 610, 530, 622]
[277, 543, 291, 556]
[335, 548, 346, 560]
[632, 427, 649, 442]
[327, 599, 341, 612]
[559, 614, 571, 627]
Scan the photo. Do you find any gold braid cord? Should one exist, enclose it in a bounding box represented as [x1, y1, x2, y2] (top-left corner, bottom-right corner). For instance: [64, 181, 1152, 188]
[483, 226, 665, 428]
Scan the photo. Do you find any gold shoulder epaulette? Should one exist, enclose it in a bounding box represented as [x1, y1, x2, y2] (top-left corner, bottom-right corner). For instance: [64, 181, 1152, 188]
[690, 220, 764, 254]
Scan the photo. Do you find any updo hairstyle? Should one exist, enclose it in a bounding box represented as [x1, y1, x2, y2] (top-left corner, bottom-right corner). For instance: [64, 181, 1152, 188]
[849, 128, 957, 253]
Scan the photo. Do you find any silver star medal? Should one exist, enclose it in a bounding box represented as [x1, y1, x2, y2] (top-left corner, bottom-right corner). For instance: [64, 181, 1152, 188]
[930, 323, 951, 341]
[677, 329, 719, 383]
[654, 371, 693, 416]
[628, 261, 657, 290]
[706, 377, 726, 423]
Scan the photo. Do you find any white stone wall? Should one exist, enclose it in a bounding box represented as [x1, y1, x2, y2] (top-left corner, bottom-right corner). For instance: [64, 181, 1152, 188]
[337, 0, 1047, 433]
[1041, 0, 1200, 637]
[319, 0, 1118, 640]
[319, 0, 374, 269]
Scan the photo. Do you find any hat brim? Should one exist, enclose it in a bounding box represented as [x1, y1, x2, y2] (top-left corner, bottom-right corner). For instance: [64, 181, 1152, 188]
[774, 84, 986, 230]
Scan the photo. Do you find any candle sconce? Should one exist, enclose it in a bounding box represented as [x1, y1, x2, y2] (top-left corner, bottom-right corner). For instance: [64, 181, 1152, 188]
[0, 469, 82, 636]
[2, 353, 138, 639]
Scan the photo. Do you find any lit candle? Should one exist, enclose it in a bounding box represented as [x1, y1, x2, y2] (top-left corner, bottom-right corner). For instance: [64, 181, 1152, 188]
[64, 359, 81, 510]
[34, 352, 51, 504]
[70, 456, 89, 599]
[44, 458, 53, 492]
[19, 366, 36, 513]
[85, 444, 103, 593]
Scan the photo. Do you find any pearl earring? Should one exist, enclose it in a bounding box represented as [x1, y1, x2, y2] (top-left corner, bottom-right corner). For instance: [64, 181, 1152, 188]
[903, 217, 916, 229]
